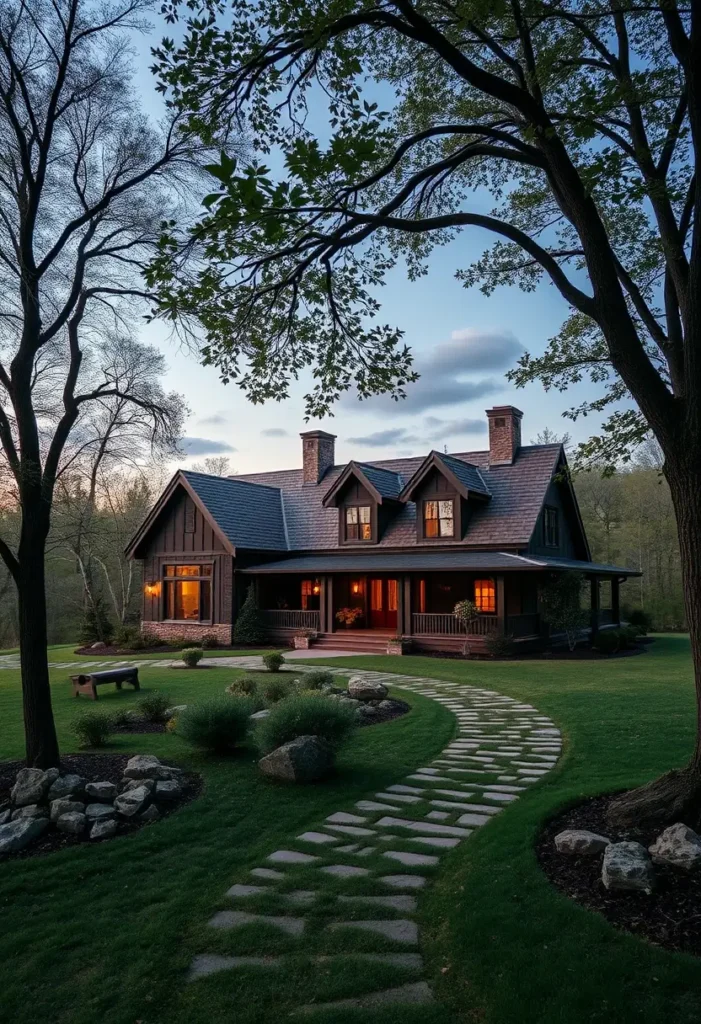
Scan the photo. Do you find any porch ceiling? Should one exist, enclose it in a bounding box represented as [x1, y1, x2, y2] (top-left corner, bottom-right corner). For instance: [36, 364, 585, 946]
[240, 552, 640, 576]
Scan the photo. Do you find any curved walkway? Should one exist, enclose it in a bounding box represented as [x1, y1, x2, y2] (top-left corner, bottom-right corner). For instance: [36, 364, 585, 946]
[184, 662, 562, 1015]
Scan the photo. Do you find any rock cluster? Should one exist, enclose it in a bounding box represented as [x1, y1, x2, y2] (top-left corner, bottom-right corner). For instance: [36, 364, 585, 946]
[0, 756, 185, 858]
[258, 735, 334, 783]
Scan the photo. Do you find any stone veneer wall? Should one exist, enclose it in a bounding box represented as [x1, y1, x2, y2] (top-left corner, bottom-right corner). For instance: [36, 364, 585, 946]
[142, 621, 232, 644]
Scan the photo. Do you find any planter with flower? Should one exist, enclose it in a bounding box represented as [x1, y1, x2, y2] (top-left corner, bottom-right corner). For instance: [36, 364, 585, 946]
[335, 607, 364, 629]
[293, 628, 318, 650]
[386, 635, 410, 655]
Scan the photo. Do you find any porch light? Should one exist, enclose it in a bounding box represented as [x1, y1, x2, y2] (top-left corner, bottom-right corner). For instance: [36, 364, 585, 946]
[144, 581, 161, 598]
[351, 581, 361, 595]
[312, 582, 321, 595]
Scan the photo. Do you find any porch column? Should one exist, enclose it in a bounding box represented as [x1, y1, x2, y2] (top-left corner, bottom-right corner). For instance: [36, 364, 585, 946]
[319, 576, 328, 633]
[612, 577, 621, 625]
[496, 575, 506, 635]
[403, 576, 412, 635]
[590, 576, 600, 635]
[326, 575, 334, 633]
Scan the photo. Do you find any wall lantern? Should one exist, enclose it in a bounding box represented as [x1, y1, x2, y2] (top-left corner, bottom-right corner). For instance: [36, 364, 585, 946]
[351, 581, 361, 595]
[144, 581, 161, 598]
[312, 581, 321, 595]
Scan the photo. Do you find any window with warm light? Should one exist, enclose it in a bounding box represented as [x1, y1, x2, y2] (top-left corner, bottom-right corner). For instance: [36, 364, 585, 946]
[474, 578, 496, 613]
[345, 505, 372, 541]
[423, 499, 454, 538]
[163, 564, 212, 621]
[301, 579, 322, 610]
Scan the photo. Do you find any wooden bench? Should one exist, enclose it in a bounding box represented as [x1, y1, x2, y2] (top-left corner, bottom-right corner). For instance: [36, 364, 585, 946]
[71, 667, 140, 700]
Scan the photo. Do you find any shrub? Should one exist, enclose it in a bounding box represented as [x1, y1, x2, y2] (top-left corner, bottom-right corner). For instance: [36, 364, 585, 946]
[260, 678, 293, 704]
[485, 633, 516, 658]
[233, 586, 267, 644]
[628, 608, 652, 633]
[113, 623, 141, 648]
[256, 693, 357, 754]
[165, 633, 190, 648]
[78, 598, 114, 646]
[177, 696, 254, 753]
[301, 669, 334, 691]
[110, 708, 134, 729]
[201, 632, 220, 648]
[73, 710, 112, 748]
[181, 647, 204, 667]
[594, 630, 620, 655]
[538, 572, 588, 651]
[262, 651, 285, 673]
[137, 691, 171, 723]
[226, 675, 259, 697]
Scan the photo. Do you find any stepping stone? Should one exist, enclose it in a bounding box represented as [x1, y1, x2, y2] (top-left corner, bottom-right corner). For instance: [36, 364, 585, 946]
[408, 836, 461, 848]
[337, 843, 360, 853]
[478, 792, 517, 803]
[295, 981, 433, 1012]
[268, 850, 320, 865]
[356, 800, 402, 812]
[377, 791, 422, 804]
[320, 864, 370, 878]
[326, 811, 367, 824]
[315, 953, 423, 969]
[356, 846, 375, 857]
[325, 824, 375, 836]
[251, 868, 285, 881]
[379, 874, 426, 889]
[226, 884, 267, 898]
[297, 831, 339, 845]
[286, 890, 317, 905]
[429, 799, 502, 815]
[482, 784, 524, 793]
[456, 813, 492, 826]
[376, 816, 471, 837]
[187, 954, 282, 980]
[328, 919, 418, 945]
[497, 775, 518, 781]
[338, 894, 417, 912]
[426, 811, 450, 820]
[207, 911, 305, 936]
[429, 788, 476, 800]
[384, 850, 439, 867]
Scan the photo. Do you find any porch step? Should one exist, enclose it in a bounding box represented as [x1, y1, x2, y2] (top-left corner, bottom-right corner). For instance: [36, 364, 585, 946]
[313, 632, 392, 653]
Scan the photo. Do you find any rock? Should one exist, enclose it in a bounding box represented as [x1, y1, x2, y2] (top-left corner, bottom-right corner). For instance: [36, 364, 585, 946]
[140, 804, 160, 823]
[554, 829, 611, 856]
[11, 768, 51, 807]
[120, 778, 156, 795]
[50, 798, 85, 822]
[85, 781, 117, 802]
[84, 802, 116, 821]
[348, 677, 389, 702]
[114, 785, 151, 818]
[122, 755, 181, 781]
[90, 819, 118, 841]
[165, 705, 187, 720]
[0, 809, 11, 825]
[56, 812, 87, 835]
[155, 780, 182, 802]
[258, 735, 334, 784]
[250, 709, 271, 720]
[378, 700, 395, 710]
[45, 768, 60, 783]
[602, 841, 655, 893]
[649, 823, 701, 871]
[91, 641, 106, 649]
[11, 804, 48, 821]
[48, 774, 85, 800]
[337, 696, 361, 708]
[0, 817, 49, 855]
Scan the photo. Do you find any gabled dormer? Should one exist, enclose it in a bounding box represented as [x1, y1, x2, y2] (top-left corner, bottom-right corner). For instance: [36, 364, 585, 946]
[399, 451, 491, 543]
[322, 461, 402, 545]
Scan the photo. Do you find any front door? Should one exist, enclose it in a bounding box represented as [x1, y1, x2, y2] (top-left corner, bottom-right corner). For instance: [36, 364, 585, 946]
[369, 578, 398, 629]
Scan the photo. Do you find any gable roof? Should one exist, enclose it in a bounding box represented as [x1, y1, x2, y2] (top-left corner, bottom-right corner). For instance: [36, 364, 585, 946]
[322, 460, 402, 506]
[398, 450, 491, 502]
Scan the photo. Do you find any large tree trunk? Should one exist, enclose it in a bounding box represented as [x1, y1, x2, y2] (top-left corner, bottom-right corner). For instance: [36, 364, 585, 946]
[17, 514, 60, 769]
[608, 452, 701, 831]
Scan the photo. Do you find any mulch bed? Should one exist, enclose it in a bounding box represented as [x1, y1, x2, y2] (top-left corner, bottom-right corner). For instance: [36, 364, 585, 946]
[0, 753, 202, 862]
[537, 792, 701, 957]
[112, 720, 167, 734]
[73, 644, 283, 656]
[357, 698, 410, 727]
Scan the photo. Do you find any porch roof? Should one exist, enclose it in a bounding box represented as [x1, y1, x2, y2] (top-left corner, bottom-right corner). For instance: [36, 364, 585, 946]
[240, 552, 640, 576]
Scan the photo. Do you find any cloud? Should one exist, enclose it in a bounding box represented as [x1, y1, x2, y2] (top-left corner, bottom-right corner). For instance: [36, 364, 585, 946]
[180, 437, 237, 455]
[424, 417, 487, 440]
[261, 427, 290, 437]
[197, 413, 229, 427]
[346, 428, 420, 448]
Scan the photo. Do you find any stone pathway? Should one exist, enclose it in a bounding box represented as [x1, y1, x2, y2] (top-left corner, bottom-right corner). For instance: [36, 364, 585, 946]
[183, 664, 562, 1016]
[0, 649, 360, 671]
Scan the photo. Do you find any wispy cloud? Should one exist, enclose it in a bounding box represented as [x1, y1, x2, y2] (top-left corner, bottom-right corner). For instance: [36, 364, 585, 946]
[346, 428, 420, 448]
[197, 413, 229, 427]
[261, 427, 290, 437]
[180, 437, 237, 455]
[424, 416, 487, 440]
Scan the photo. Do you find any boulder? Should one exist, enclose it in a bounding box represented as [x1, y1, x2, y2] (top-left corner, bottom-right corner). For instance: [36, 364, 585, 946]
[122, 755, 181, 781]
[48, 774, 85, 800]
[258, 735, 334, 784]
[11, 804, 48, 822]
[0, 808, 11, 826]
[90, 819, 118, 841]
[554, 829, 611, 856]
[56, 812, 87, 835]
[91, 641, 106, 649]
[165, 705, 187, 720]
[114, 785, 151, 818]
[11, 768, 51, 807]
[50, 798, 85, 822]
[602, 841, 655, 893]
[0, 817, 49, 855]
[250, 709, 271, 720]
[120, 778, 156, 795]
[140, 804, 161, 823]
[45, 768, 60, 783]
[347, 677, 388, 702]
[649, 823, 701, 871]
[84, 802, 116, 822]
[85, 781, 117, 802]
[155, 780, 182, 802]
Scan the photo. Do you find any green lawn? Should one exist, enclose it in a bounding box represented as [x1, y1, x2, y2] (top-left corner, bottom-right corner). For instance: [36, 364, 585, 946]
[62, 647, 281, 662]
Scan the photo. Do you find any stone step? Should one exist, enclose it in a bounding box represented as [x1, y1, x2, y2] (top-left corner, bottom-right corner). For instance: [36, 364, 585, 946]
[187, 954, 282, 981]
[327, 918, 419, 945]
[294, 981, 433, 1013]
[207, 911, 305, 936]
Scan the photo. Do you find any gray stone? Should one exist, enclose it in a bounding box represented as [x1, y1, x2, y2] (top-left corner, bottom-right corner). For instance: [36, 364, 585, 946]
[90, 819, 117, 841]
[11, 804, 47, 821]
[84, 781, 117, 802]
[326, 811, 367, 824]
[84, 802, 117, 821]
[187, 954, 281, 981]
[114, 785, 151, 818]
[383, 850, 438, 867]
[155, 780, 182, 802]
[207, 911, 305, 936]
[328, 919, 418, 945]
[250, 709, 271, 720]
[121, 778, 156, 795]
[226, 884, 267, 898]
[379, 874, 427, 889]
[165, 705, 188, 720]
[50, 798, 85, 822]
[356, 800, 402, 812]
[377, 792, 422, 805]
[315, 953, 423, 970]
[408, 836, 460, 848]
[251, 867, 285, 880]
[375, 815, 470, 837]
[258, 735, 334, 784]
[295, 981, 433, 1012]
[427, 811, 450, 821]
[11, 768, 51, 807]
[456, 813, 492, 827]
[320, 864, 370, 878]
[297, 831, 339, 845]
[554, 829, 611, 856]
[286, 890, 317, 904]
[140, 804, 161, 823]
[123, 755, 181, 781]
[0, 817, 48, 855]
[48, 774, 85, 800]
[602, 841, 655, 893]
[338, 894, 417, 912]
[91, 641, 106, 649]
[45, 767, 60, 783]
[649, 823, 701, 871]
[325, 824, 375, 836]
[348, 678, 389, 701]
[0, 809, 10, 825]
[268, 850, 319, 865]
[56, 812, 87, 835]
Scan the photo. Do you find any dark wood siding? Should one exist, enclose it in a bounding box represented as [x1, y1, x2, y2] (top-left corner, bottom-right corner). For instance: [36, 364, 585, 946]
[412, 468, 464, 541]
[528, 479, 578, 557]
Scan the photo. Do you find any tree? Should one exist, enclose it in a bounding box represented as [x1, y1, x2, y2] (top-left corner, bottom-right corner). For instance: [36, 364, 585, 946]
[538, 572, 588, 652]
[233, 585, 266, 645]
[0, 0, 196, 767]
[531, 428, 572, 455]
[191, 456, 233, 476]
[453, 598, 478, 657]
[152, 1, 701, 828]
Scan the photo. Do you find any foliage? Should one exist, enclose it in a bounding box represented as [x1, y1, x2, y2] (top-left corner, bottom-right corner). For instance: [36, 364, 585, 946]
[629, 609, 652, 634]
[593, 630, 621, 656]
[335, 607, 363, 627]
[301, 670, 335, 691]
[109, 708, 134, 730]
[112, 624, 142, 649]
[177, 696, 254, 753]
[78, 599, 114, 646]
[260, 678, 293, 705]
[485, 634, 516, 659]
[166, 634, 191, 649]
[136, 692, 171, 724]
[233, 587, 267, 645]
[226, 676, 260, 697]
[200, 633, 220, 649]
[181, 647, 204, 667]
[262, 651, 285, 673]
[256, 693, 357, 755]
[73, 710, 113, 748]
[539, 573, 588, 652]
[454, 599, 479, 656]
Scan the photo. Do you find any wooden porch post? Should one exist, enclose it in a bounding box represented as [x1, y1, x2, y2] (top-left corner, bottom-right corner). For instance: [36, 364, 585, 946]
[326, 576, 334, 633]
[319, 576, 327, 633]
[612, 577, 621, 625]
[403, 576, 412, 635]
[496, 575, 506, 635]
[590, 576, 600, 635]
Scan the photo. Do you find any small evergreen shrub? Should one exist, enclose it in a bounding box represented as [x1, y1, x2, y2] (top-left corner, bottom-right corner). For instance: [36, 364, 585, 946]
[262, 651, 285, 673]
[485, 633, 516, 658]
[628, 608, 651, 633]
[137, 692, 171, 723]
[181, 647, 204, 667]
[201, 633, 220, 649]
[256, 693, 357, 754]
[594, 630, 620, 655]
[113, 623, 141, 648]
[233, 586, 267, 644]
[260, 678, 292, 704]
[78, 598, 114, 646]
[177, 697, 254, 753]
[109, 708, 133, 729]
[301, 670, 334, 691]
[226, 676, 259, 697]
[166, 634, 190, 648]
[73, 710, 113, 748]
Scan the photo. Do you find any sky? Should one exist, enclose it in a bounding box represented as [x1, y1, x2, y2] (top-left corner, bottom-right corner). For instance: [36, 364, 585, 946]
[131, 20, 606, 477]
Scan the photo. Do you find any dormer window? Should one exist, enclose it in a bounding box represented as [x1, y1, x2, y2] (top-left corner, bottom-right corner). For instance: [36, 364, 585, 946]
[544, 506, 559, 547]
[345, 505, 372, 541]
[423, 499, 454, 538]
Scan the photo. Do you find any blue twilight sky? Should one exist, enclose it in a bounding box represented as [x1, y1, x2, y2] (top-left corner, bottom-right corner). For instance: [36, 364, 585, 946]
[131, 21, 609, 476]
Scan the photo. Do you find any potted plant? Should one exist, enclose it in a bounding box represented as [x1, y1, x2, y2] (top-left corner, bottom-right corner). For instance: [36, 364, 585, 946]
[335, 607, 364, 629]
[386, 634, 410, 655]
[293, 629, 317, 650]
[453, 599, 479, 657]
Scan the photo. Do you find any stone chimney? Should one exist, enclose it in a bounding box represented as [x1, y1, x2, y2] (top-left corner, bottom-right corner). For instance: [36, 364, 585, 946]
[486, 406, 523, 466]
[300, 430, 336, 484]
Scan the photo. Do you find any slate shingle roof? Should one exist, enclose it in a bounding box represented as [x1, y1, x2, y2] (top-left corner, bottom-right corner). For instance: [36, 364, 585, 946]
[438, 453, 491, 497]
[182, 471, 287, 551]
[356, 462, 403, 500]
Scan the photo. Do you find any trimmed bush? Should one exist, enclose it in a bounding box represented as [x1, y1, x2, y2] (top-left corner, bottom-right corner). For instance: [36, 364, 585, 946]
[260, 678, 293, 705]
[226, 676, 259, 697]
[262, 651, 285, 673]
[301, 670, 334, 691]
[256, 693, 357, 754]
[112, 623, 141, 648]
[166, 634, 190, 648]
[485, 633, 516, 658]
[181, 647, 204, 667]
[233, 586, 267, 644]
[137, 692, 171, 723]
[594, 630, 620, 655]
[628, 608, 651, 633]
[110, 708, 134, 729]
[177, 696, 255, 753]
[73, 710, 113, 748]
[200, 633, 220, 649]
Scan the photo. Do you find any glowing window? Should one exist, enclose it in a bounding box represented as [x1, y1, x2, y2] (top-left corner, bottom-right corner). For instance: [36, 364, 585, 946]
[163, 565, 212, 621]
[424, 499, 454, 538]
[474, 578, 496, 613]
[345, 505, 372, 541]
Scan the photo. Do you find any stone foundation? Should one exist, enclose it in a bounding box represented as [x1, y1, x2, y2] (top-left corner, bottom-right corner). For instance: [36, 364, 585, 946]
[142, 622, 232, 645]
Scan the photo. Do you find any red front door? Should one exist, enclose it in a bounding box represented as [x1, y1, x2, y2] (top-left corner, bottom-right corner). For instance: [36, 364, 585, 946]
[369, 578, 398, 629]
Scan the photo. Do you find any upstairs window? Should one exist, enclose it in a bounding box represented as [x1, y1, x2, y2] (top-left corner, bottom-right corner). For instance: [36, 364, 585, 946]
[163, 564, 212, 621]
[544, 506, 559, 547]
[474, 578, 496, 613]
[345, 505, 372, 541]
[424, 499, 454, 538]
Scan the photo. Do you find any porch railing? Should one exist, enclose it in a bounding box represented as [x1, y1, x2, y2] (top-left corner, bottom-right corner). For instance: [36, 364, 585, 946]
[261, 609, 320, 631]
[505, 613, 541, 638]
[411, 613, 498, 636]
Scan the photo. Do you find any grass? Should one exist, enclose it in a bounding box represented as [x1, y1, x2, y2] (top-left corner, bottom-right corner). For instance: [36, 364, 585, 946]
[54, 646, 282, 662]
[0, 658, 455, 1024]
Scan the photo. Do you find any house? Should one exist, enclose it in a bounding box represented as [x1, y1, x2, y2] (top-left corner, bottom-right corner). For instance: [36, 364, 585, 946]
[126, 405, 639, 653]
